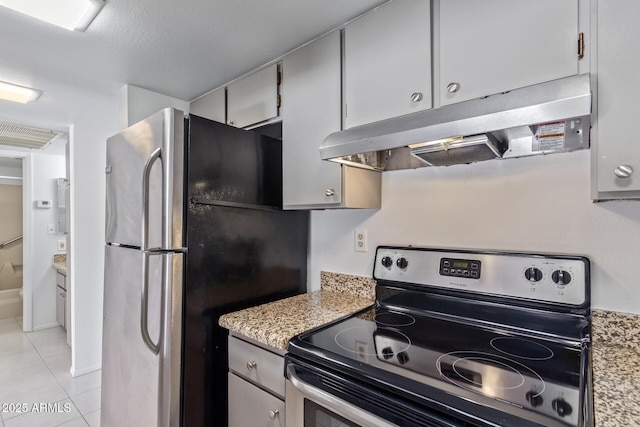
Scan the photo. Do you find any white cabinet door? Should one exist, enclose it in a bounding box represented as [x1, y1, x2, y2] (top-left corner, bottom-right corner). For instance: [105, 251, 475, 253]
[594, 0, 640, 196]
[282, 31, 343, 208]
[227, 64, 279, 128]
[344, 0, 432, 129]
[228, 373, 284, 427]
[438, 0, 579, 106]
[190, 88, 225, 123]
[282, 31, 381, 209]
[56, 286, 65, 329]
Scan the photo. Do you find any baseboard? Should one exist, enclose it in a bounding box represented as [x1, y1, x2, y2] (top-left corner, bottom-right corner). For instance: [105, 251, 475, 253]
[70, 363, 102, 377]
[32, 322, 60, 331]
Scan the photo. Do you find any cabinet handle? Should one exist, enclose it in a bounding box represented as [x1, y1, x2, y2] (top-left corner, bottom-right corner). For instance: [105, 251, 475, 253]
[268, 410, 280, 420]
[228, 120, 235, 126]
[410, 92, 423, 102]
[325, 188, 335, 197]
[447, 82, 461, 93]
[614, 165, 633, 178]
[246, 361, 257, 370]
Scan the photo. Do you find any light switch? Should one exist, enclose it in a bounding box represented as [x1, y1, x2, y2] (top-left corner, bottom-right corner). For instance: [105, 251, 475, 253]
[47, 224, 55, 235]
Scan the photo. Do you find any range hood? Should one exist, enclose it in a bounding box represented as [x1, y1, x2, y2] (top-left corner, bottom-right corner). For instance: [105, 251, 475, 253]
[320, 74, 592, 171]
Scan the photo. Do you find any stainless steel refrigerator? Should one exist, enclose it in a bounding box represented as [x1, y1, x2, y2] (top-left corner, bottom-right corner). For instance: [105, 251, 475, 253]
[101, 108, 308, 427]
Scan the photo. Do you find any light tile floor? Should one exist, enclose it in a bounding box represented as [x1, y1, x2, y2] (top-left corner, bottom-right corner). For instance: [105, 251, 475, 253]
[0, 318, 100, 427]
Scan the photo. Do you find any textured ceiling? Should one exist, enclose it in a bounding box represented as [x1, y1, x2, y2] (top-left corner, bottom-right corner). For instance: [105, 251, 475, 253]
[0, 0, 386, 106]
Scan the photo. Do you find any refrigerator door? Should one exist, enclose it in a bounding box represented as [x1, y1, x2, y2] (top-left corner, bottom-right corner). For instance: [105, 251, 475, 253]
[181, 115, 308, 427]
[183, 203, 308, 427]
[187, 115, 282, 208]
[101, 245, 183, 427]
[105, 108, 185, 250]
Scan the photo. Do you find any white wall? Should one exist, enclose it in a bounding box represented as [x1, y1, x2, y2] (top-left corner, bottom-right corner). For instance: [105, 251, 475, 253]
[68, 107, 119, 376]
[309, 149, 640, 315]
[29, 153, 66, 329]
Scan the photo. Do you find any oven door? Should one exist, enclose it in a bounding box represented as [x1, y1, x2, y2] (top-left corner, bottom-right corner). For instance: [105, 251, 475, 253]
[285, 359, 467, 427]
[286, 363, 398, 427]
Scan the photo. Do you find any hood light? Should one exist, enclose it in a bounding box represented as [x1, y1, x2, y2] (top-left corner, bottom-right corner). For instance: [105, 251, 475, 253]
[0, 0, 105, 32]
[0, 80, 42, 104]
[407, 136, 463, 150]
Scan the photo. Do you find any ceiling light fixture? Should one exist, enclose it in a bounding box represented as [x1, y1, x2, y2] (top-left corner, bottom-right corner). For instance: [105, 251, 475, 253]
[0, 0, 105, 32]
[0, 81, 42, 104]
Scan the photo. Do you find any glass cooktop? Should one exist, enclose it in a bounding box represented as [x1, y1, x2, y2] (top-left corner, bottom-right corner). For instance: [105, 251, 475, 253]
[289, 304, 587, 427]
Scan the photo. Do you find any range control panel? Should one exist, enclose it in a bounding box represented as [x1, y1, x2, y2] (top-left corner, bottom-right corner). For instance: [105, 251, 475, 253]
[440, 258, 481, 279]
[373, 247, 589, 307]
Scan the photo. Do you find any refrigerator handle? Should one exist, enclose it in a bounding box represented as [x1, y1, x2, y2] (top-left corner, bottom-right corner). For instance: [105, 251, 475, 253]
[141, 251, 163, 355]
[141, 147, 162, 251]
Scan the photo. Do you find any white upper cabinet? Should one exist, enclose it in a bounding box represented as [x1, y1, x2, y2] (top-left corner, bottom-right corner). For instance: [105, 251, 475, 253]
[344, 0, 432, 129]
[593, 0, 640, 198]
[282, 31, 381, 209]
[227, 64, 279, 128]
[282, 32, 343, 208]
[437, 0, 579, 106]
[190, 87, 225, 123]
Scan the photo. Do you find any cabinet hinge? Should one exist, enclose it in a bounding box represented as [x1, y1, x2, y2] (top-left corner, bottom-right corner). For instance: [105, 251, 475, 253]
[277, 71, 282, 85]
[578, 32, 584, 59]
[277, 94, 281, 108]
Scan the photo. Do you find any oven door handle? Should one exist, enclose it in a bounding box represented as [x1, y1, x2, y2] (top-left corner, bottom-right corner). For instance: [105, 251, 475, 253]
[287, 364, 398, 427]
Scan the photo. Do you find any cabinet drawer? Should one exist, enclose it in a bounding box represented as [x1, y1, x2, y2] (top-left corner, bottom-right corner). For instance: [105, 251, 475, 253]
[56, 272, 66, 290]
[228, 373, 284, 427]
[228, 336, 284, 398]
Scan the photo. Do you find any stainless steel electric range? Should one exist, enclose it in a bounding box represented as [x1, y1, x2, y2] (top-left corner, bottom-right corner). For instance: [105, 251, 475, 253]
[285, 246, 593, 427]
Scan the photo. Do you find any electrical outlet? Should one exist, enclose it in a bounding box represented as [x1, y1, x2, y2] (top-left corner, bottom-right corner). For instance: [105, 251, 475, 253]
[57, 240, 66, 251]
[354, 229, 367, 252]
[355, 340, 369, 362]
[47, 224, 55, 235]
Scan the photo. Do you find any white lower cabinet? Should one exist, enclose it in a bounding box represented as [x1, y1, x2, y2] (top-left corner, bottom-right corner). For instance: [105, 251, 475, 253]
[228, 373, 284, 427]
[228, 335, 285, 426]
[55, 271, 66, 330]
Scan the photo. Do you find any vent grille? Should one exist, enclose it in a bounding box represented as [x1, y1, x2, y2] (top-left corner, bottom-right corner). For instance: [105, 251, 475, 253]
[0, 122, 64, 150]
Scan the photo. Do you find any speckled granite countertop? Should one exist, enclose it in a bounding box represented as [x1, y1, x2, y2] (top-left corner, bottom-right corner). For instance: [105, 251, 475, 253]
[219, 272, 640, 425]
[592, 310, 640, 426]
[219, 272, 375, 351]
[52, 254, 66, 274]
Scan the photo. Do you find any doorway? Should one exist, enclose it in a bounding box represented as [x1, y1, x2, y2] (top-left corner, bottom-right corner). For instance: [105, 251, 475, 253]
[0, 157, 23, 322]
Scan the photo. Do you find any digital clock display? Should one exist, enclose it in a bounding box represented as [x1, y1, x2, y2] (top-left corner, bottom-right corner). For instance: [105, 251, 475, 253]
[452, 261, 469, 269]
[441, 258, 481, 279]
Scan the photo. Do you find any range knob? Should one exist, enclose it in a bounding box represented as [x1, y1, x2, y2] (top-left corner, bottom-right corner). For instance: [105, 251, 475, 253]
[397, 351, 410, 365]
[381, 347, 394, 360]
[552, 398, 572, 417]
[381, 256, 393, 268]
[524, 267, 543, 282]
[396, 257, 408, 269]
[551, 270, 572, 286]
[525, 390, 544, 408]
